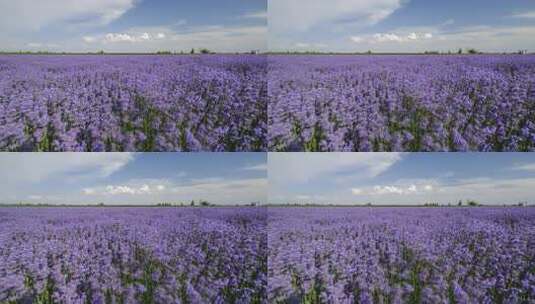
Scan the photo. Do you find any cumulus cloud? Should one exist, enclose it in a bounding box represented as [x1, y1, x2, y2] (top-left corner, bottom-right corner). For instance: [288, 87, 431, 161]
[102, 32, 153, 43]
[371, 32, 434, 43]
[79, 177, 266, 204]
[0, 0, 137, 31]
[84, 183, 168, 196]
[80, 25, 266, 52]
[373, 185, 418, 195]
[351, 36, 364, 43]
[351, 188, 363, 195]
[82, 36, 97, 43]
[350, 183, 435, 196]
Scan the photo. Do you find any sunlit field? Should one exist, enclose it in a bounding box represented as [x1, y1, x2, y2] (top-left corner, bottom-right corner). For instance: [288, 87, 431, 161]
[0, 55, 267, 152]
[268, 207, 535, 303]
[269, 55, 535, 152]
[0, 207, 267, 303]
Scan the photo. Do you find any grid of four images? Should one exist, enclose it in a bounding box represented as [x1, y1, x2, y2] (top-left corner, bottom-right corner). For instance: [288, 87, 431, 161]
[1, 0, 535, 303]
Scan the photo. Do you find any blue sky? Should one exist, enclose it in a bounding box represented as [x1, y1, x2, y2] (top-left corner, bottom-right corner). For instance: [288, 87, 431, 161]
[0, 153, 267, 205]
[269, 153, 535, 205]
[0, 0, 266, 52]
[270, 0, 535, 52]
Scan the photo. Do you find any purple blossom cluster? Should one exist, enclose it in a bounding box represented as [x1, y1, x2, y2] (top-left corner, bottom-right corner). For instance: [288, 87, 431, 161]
[0, 55, 267, 152]
[268, 55, 535, 151]
[268, 207, 535, 303]
[0, 207, 267, 303]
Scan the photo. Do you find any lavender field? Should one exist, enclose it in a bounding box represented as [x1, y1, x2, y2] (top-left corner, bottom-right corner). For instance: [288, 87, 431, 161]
[0, 207, 267, 303]
[0, 55, 267, 152]
[268, 207, 535, 303]
[268, 55, 535, 152]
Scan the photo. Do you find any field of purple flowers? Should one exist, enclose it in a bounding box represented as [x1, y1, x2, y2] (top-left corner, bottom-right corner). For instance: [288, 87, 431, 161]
[268, 55, 535, 152]
[0, 55, 267, 152]
[268, 207, 535, 303]
[0, 207, 267, 303]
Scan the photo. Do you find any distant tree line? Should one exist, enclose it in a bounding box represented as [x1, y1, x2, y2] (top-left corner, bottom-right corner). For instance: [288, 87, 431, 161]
[268, 48, 533, 55]
[0, 201, 263, 207]
[0, 49, 263, 55]
[267, 200, 532, 207]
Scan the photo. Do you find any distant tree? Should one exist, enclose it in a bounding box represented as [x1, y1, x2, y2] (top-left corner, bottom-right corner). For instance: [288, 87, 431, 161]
[200, 48, 211, 54]
[190, 48, 195, 54]
[457, 48, 463, 54]
[190, 200, 195, 206]
[200, 200, 210, 207]
[458, 200, 462, 206]
[367, 50, 372, 54]
[466, 200, 479, 207]
[467, 48, 478, 54]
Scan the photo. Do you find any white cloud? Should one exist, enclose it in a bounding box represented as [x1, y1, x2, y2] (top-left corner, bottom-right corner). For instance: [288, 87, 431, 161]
[374, 33, 403, 42]
[83, 188, 96, 195]
[83, 36, 97, 43]
[373, 185, 410, 195]
[0, 0, 137, 31]
[351, 36, 364, 43]
[79, 177, 267, 204]
[269, 0, 405, 33]
[511, 11, 535, 19]
[351, 188, 363, 195]
[343, 24, 535, 52]
[85, 183, 156, 195]
[350, 183, 435, 196]
[369, 32, 434, 43]
[269, 153, 403, 184]
[0, 153, 134, 183]
[103, 32, 153, 43]
[79, 25, 266, 52]
[407, 32, 418, 40]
